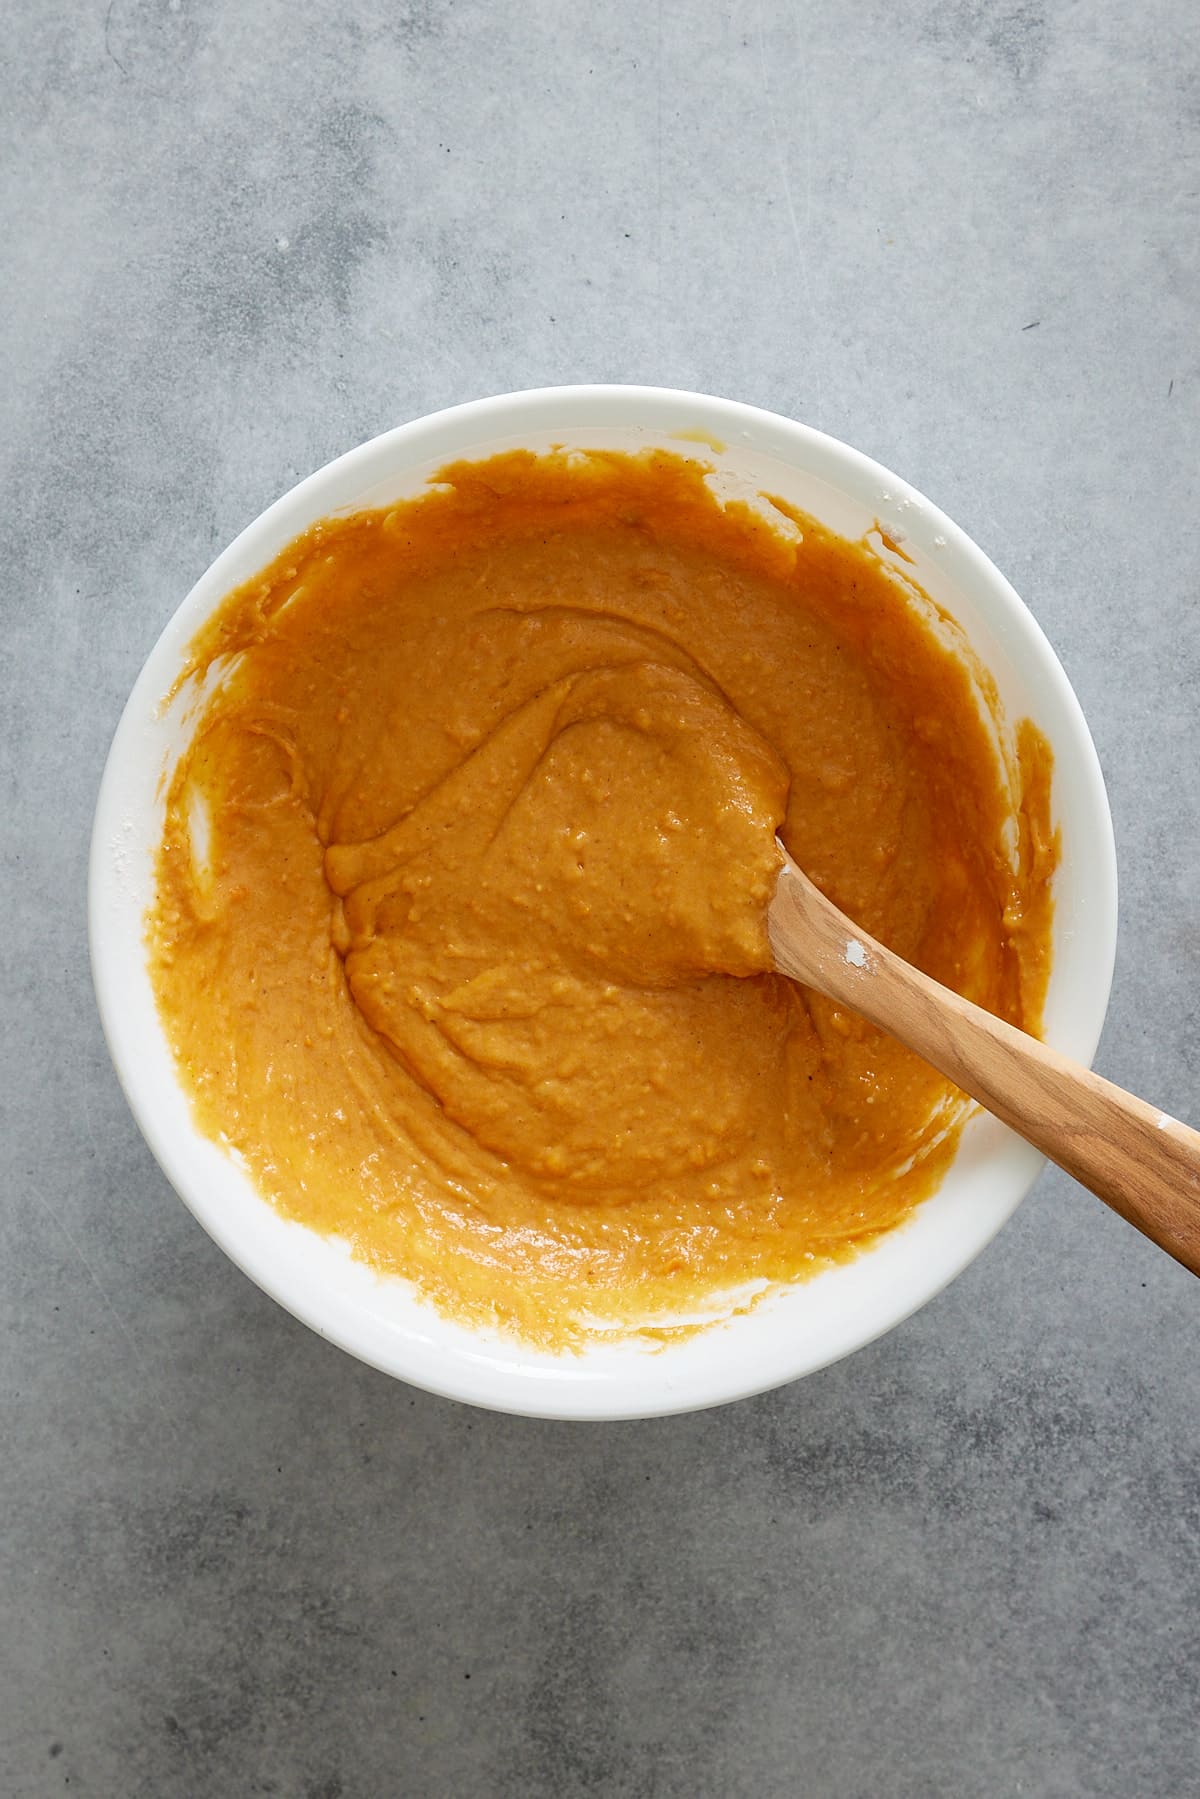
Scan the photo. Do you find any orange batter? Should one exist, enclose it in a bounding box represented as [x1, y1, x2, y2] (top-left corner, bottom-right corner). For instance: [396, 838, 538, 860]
[149, 449, 1057, 1346]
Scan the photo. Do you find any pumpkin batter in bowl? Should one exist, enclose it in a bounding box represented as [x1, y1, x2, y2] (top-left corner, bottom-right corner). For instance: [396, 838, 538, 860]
[149, 448, 1057, 1348]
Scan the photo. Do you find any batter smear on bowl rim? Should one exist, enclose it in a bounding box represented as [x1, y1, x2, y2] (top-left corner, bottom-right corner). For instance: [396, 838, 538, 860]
[149, 448, 1057, 1347]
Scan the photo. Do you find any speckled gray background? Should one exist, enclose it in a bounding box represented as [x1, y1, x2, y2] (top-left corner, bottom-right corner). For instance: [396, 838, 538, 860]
[3, 2, 1199, 1794]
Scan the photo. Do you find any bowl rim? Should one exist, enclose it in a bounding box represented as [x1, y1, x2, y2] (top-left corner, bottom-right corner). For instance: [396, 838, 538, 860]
[89, 383, 1118, 1418]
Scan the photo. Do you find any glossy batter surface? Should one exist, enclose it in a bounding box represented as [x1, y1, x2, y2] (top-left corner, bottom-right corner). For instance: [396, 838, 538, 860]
[149, 450, 1057, 1346]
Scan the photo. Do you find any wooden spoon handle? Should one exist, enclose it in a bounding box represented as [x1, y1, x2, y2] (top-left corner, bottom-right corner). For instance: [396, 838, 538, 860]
[769, 851, 1200, 1276]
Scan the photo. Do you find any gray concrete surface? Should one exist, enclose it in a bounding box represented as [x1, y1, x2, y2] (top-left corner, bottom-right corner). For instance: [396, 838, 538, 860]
[3, 2, 1199, 1794]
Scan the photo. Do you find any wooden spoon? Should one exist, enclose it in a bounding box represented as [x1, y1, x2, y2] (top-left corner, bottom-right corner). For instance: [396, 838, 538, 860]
[767, 843, 1200, 1276]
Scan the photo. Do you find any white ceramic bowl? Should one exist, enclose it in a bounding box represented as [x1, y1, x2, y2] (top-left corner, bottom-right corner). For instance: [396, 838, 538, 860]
[90, 386, 1117, 1419]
